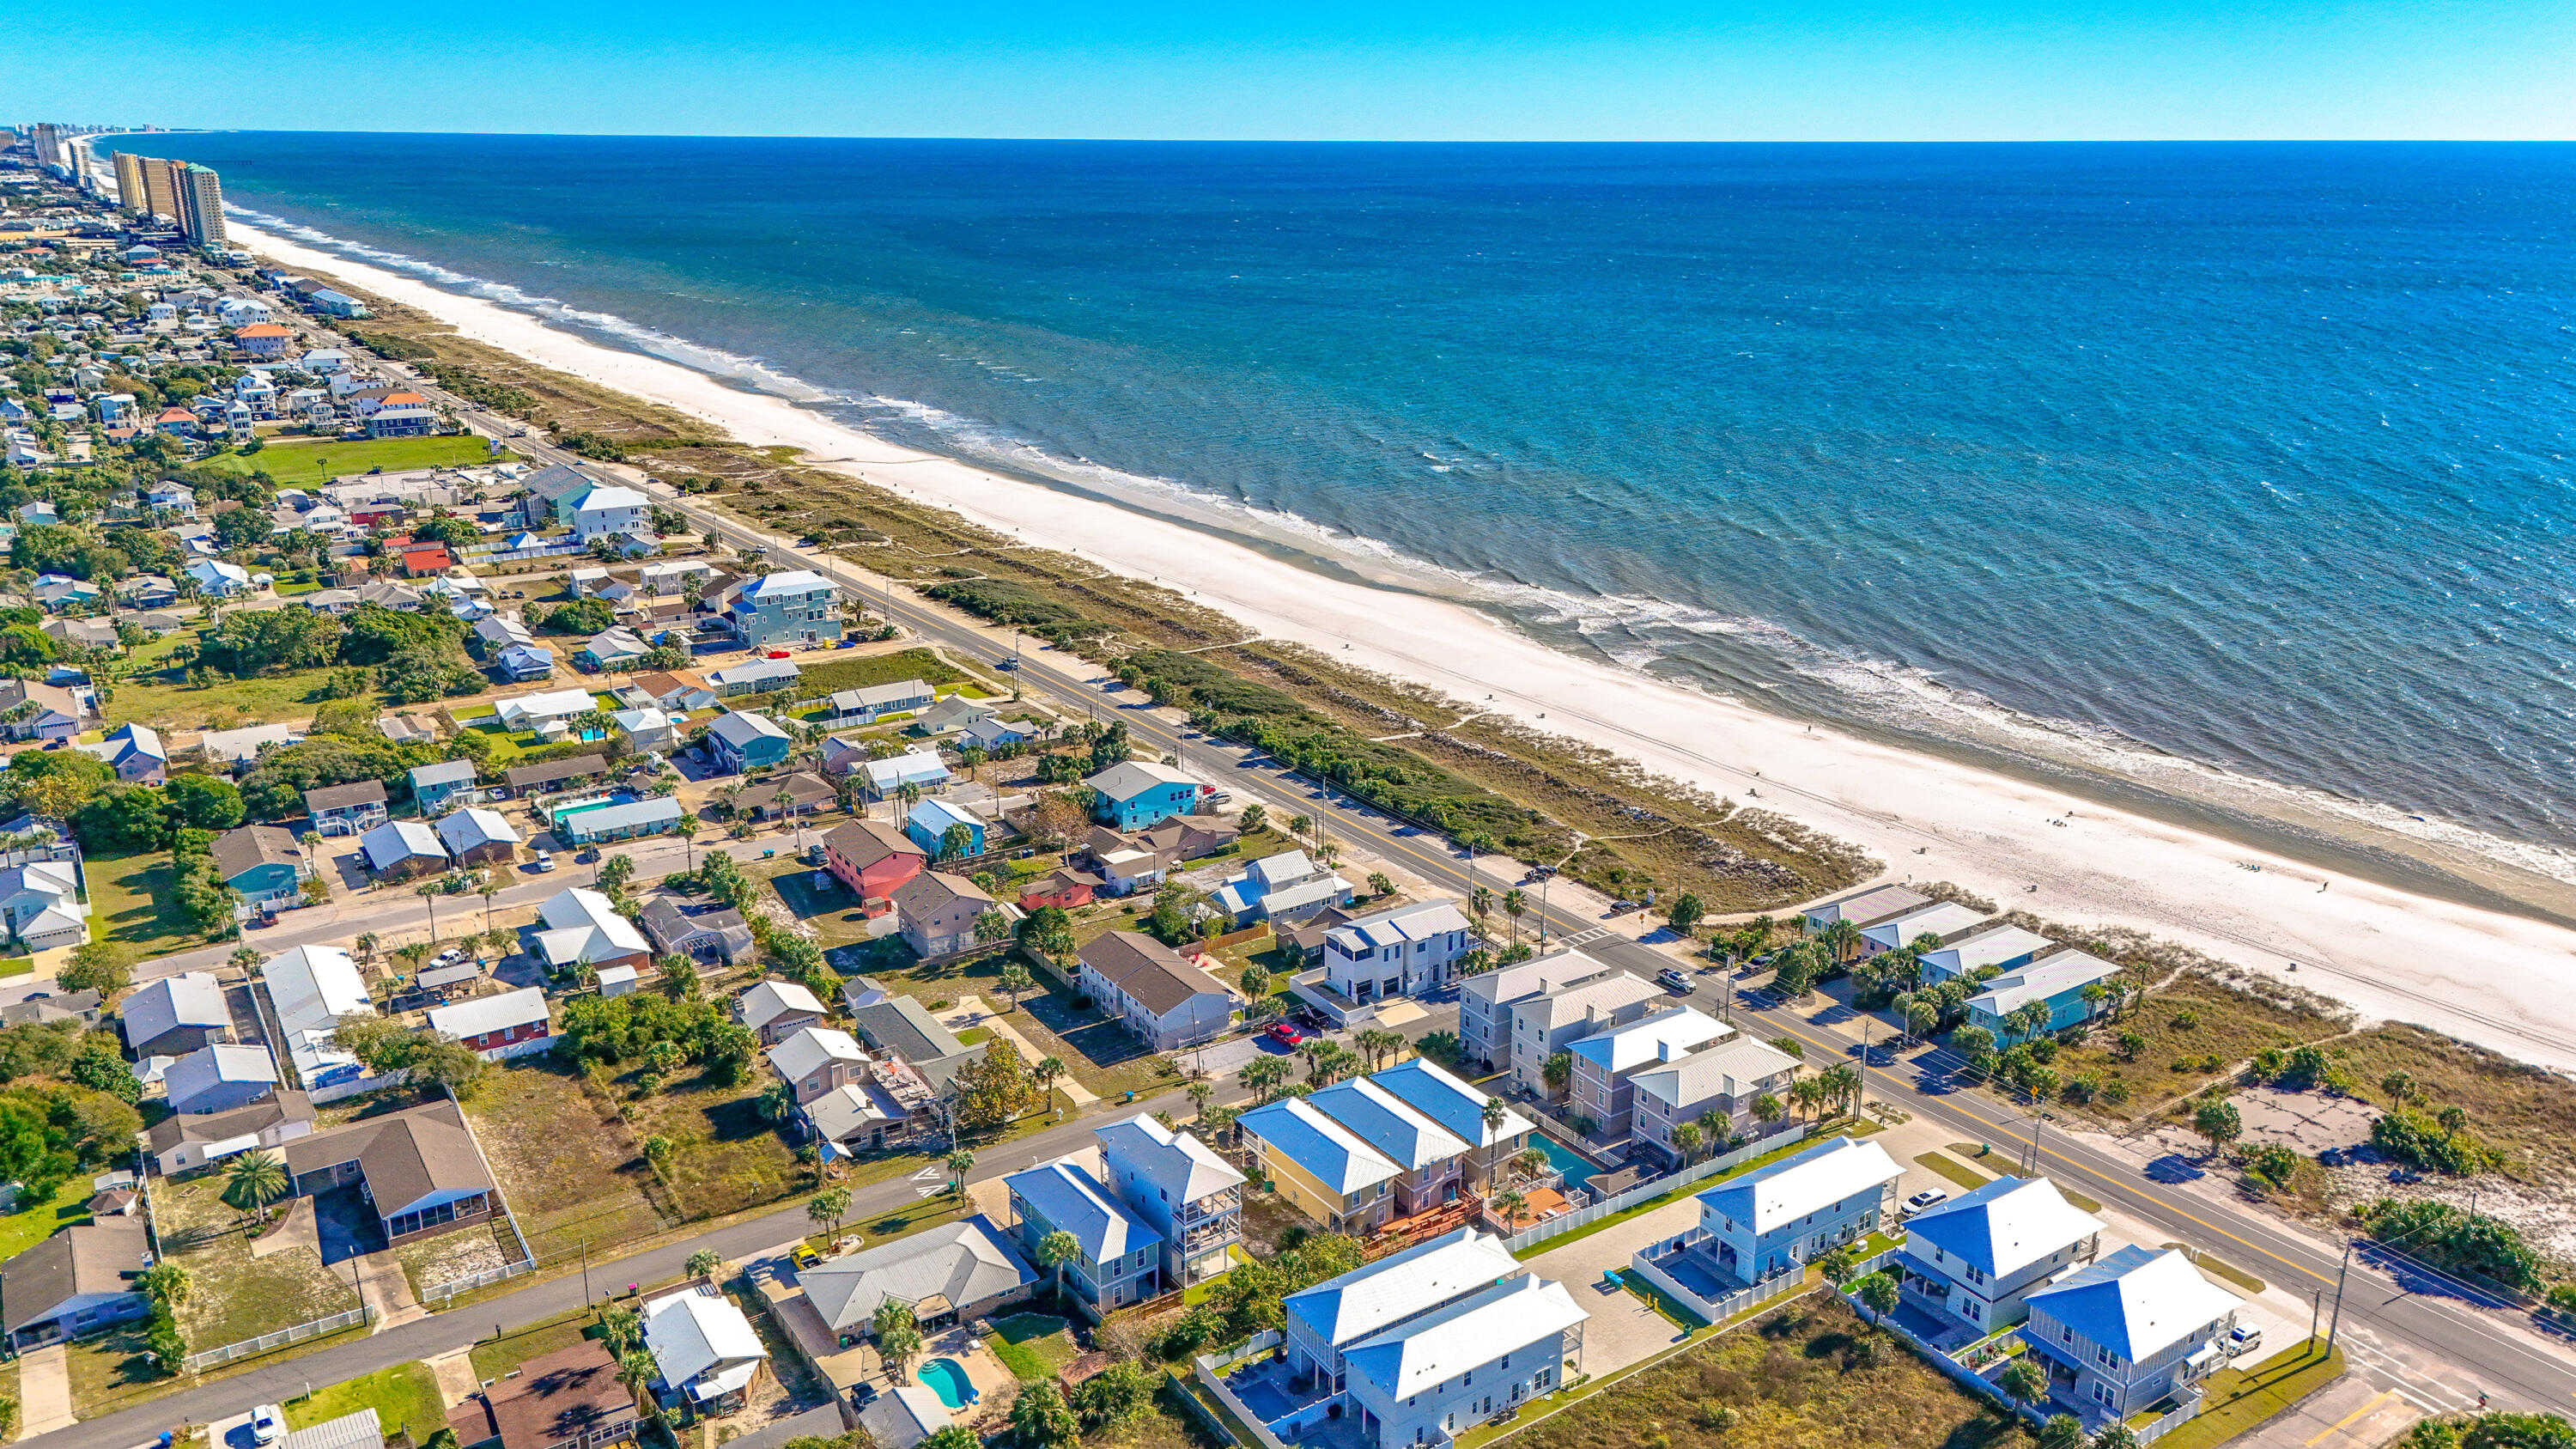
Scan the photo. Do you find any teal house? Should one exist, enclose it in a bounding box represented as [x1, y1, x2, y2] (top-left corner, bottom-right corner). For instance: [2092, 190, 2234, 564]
[904, 798, 986, 859]
[210, 825, 309, 909]
[707, 710, 793, 774]
[1083, 761, 1206, 830]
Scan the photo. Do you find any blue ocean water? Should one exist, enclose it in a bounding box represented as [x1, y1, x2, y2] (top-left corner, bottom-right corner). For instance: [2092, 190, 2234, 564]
[150, 135, 2576, 867]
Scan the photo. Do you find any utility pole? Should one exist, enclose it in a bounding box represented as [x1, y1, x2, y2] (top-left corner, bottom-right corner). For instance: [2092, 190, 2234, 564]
[2326, 1241, 2353, 1350]
[581, 1237, 591, 1305]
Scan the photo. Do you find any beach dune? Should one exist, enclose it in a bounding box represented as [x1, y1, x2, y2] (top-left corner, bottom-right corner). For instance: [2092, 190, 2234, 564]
[234, 221, 2576, 1074]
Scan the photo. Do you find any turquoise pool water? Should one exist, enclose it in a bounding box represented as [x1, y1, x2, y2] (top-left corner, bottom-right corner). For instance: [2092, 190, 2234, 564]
[918, 1358, 975, 1409]
[1533, 1135, 1597, 1193]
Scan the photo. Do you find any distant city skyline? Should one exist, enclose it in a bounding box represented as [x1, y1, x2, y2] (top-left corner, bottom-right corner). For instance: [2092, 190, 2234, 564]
[15, 0, 2576, 140]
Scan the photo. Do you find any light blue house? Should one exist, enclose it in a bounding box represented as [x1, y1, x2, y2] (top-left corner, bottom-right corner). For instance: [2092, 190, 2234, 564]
[1083, 760, 1205, 831]
[408, 759, 481, 815]
[1893, 1174, 2104, 1336]
[1094, 1113, 1247, 1288]
[1963, 948, 2123, 1037]
[1918, 923, 2055, 985]
[1676, 1135, 1900, 1282]
[706, 710, 793, 774]
[904, 798, 986, 860]
[719, 569, 839, 650]
[1004, 1155, 1164, 1310]
[2020, 1246, 2241, 1425]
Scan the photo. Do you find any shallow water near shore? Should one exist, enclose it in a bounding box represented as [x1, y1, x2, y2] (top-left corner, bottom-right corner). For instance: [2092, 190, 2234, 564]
[147, 133, 2576, 909]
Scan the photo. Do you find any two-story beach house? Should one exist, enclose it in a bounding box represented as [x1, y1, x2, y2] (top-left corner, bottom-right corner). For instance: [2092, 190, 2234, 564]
[1082, 761, 1205, 830]
[1073, 932, 1236, 1050]
[1237, 1097, 1402, 1235]
[1918, 923, 2056, 985]
[707, 710, 793, 774]
[821, 819, 928, 904]
[1627, 1034, 1801, 1166]
[304, 780, 389, 837]
[1896, 1175, 2105, 1336]
[1321, 900, 1474, 1003]
[766, 1026, 870, 1105]
[1340, 1272, 1589, 1449]
[1676, 1135, 1901, 1283]
[1456, 948, 1613, 1077]
[1368, 1058, 1537, 1192]
[210, 824, 311, 910]
[1859, 900, 1990, 958]
[1307, 1076, 1472, 1217]
[1208, 849, 1353, 926]
[1281, 1228, 1520, 1412]
[1563, 1005, 1736, 1137]
[1005, 1155, 1164, 1309]
[1095, 1113, 1246, 1288]
[2020, 1246, 2240, 1423]
[892, 870, 1000, 959]
[1507, 965, 1665, 1100]
[1800, 884, 1931, 936]
[720, 569, 839, 650]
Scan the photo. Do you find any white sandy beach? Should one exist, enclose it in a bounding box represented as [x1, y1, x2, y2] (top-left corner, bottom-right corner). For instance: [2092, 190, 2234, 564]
[235, 222, 2576, 1073]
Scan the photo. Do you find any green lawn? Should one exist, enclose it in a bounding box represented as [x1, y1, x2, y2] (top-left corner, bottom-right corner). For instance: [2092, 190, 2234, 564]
[1915, 1151, 1993, 1191]
[0, 957, 32, 979]
[1513, 1129, 1852, 1260]
[990, 1312, 1080, 1382]
[288, 1361, 447, 1440]
[0, 1199, 88, 1262]
[204, 435, 515, 485]
[793, 649, 973, 696]
[84, 850, 200, 962]
[2148, 1341, 2342, 1449]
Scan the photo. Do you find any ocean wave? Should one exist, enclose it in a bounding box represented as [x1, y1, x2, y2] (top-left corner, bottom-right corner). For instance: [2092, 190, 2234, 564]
[222, 208, 2576, 891]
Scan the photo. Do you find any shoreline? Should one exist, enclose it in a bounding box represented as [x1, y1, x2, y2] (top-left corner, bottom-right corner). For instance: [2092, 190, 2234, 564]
[227, 218, 2576, 1073]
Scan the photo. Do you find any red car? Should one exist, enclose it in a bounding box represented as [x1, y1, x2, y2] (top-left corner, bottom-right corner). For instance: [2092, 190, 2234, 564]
[765, 648, 792, 659]
[1266, 1022, 1308, 1047]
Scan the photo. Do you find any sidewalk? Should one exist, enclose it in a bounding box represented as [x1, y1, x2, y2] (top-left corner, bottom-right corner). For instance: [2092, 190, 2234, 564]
[939, 994, 1101, 1105]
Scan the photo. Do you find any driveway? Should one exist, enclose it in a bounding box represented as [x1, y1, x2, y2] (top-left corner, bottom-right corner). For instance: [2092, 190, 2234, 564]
[1516, 1195, 1708, 1376]
[312, 1185, 387, 1267]
[18, 1343, 72, 1436]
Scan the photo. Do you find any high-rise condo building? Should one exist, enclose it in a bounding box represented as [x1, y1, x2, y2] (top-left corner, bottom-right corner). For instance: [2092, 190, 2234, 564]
[30, 125, 64, 170]
[176, 164, 227, 248]
[110, 151, 149, 216]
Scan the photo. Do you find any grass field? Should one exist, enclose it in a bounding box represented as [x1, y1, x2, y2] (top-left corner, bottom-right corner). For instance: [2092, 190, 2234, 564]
[0, 1199, 88, 1263]
[2043, 983, 2338, 1122]
[623, 1068, 805, 1221]
[84, 849, 201, 962]
[471, 1306, 605, 1383]
[147, 1172, 362, 1349]
[102, 666, 355, 731]
[792, 648, 974, 697]
[288, 1361, 447, 1440]
[2316, 1023, 2576, 1183]
[1502, 1296, 2024, 1449]
[2148, 1340, 2341, 1449]
[462, 1060, 667, 1261]
[1916, 1152, 1992, 1191]
[203, 435, 515, 484]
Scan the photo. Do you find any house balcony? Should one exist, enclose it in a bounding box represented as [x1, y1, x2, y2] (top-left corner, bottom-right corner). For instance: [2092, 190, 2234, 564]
[1182, 1216, 1240, 1253]
[1180, 1190, 1242, 1225]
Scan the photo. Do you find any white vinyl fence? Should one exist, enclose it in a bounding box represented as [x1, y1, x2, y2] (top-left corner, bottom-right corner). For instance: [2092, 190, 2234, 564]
[1503, 1124, 1812, 1255]
[184, 1306, 371, 1373]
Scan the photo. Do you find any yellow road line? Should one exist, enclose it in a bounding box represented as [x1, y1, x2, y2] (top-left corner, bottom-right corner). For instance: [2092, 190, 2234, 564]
[2306, 1389, 2397, 1445]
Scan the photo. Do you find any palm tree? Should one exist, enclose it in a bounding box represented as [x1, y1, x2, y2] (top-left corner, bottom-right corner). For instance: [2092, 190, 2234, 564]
[2005, 1001, 2052, 1047]
[1494, 1189, 1528, 1229]
[808, 1186, 853, 1236]
[945, 1148, 975, 1196]
[480, 882, 501, 933]
[1033, 1056, 1066, 1113]
[1036, 1228, 1081, 1306]
[1906, 997, 1940, 1045]
[1510, 1146, 1548, 1184]
[1186, 1081, 1214, 1120]
[1501, 888, 1528, 939]
[872, 1299, 924, 1384]
[354, 931, 380, 966]
[225, 1149, 289, 1221]
[416, 880, 440, 938]
[1671, 1121, 1703, 1165]
[1818, 916, 1862, 966]
[1242, 1056, 1291, 1105]
[615, 1349, 659, 1402]
[676, 812, 701, 868]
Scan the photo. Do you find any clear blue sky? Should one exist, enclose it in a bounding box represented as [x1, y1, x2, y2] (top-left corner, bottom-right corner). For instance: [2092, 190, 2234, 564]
[18, 0, 2576, 140]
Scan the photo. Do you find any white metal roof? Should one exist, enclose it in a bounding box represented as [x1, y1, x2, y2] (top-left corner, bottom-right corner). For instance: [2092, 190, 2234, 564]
[261, 944, 368, 1038]
[1325, 899, 1472, 955]
[1343, 1272, 1589, 1400]
[1285, 1227, 1519, 1349]
[435, 807, 521, 855]
[1696, 1135, 1902, 1235]
[428, 986, 550, 1038]
[1627, 1033, 1801, 1110]
[1862, 901, 1989, 952]
[645, 1288, 768, 1389]
[1967, 948, 2123, 1019]
[1094, 1112, 1245, 1204]
[766, 1026, 865, 1082]
[739, 980, 827, 1031]
[359, 819, 447, 871]
[1565, 1004, 1734, 1075]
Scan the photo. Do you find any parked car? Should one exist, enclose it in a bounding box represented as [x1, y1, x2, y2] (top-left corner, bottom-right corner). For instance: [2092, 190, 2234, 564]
[1266, 1022, 1308, 1047]
[1901, 1189, 1949, 1218]
[1656, 968, 1693, 994]
[250, 1405, 284, 1445]
[766, 648, 791, 659]
[2226, 1324, 2263, 1358]
[528, 851, 556, 873]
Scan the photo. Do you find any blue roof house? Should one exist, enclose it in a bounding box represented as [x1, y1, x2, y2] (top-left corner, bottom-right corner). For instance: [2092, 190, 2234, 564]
[903, 798, 986, 860]
[1893, 1175, 2104, 1337]
[1680, 1135, 1900, 1284]
[2020, 1246, 2242, 1426]
[409, 759, 481, 815]
[706, 710, 793, 775]
[1004, 1156, 1164, 1309]
[1963, 949, 2124, 1038]
[1082, 761, 1204, 831]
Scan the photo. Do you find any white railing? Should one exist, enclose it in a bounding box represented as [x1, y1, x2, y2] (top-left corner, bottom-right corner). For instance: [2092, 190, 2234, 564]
[184, 1305, 371, 1373]
[2134, 1388, 2204, 1446]
[1502, 1124, 1812, 1255]
[1194, 1333, 1292, 1449]
[1624, 1250, 1805, 1325]
[424, 1211, 539, 1306]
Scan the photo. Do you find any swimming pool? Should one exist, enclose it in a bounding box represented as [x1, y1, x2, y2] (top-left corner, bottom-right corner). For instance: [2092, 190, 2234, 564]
[918, 1357, 976, 1409]
[1532, 1135, 1598, 1193]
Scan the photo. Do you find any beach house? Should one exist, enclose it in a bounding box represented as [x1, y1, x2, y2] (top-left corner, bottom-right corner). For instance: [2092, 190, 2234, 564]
[304, 779, 389, 836]
[1281, 1228, 1518, 1409]
[1861, 900, 1991, 957]
[259, 943, 376, 1098]
[1208, 849, 1353, 926]
[1896, 1175, 2105, 1336]
[210, 824, 310, 910]
[1964, 948, 2126, 1037]
[568, 485, 652, 545]
[408, 759, 482, 815]
[718, 569, 839, 650]
[359, 820, 450, 882]
[1306, 1076, 1472, 1217]
[1678, 1135, 1902, 1283]
[428, 988, 554, 1061]
[1096, 1113, 1246, 1288]
[1340, 1272, 1588, 1449]
[80, 722, 166, 783]
[1082, 760, 1205, 830]
[737, 980, 828, 1044]
[706, 657, 801, 697]
[1505, 963, 1664, 1099]
[1627, 1034, 1801, 1166]
[2020, 1247, 2240, 1423]
[1800, 884, 1931, 935]
[902, 797, 985, 860]
[164, 1043, 282, 1117]
[643, 1288, 769, 1415]
[707, 710, 793, 774]
[766, 1026, 869, 1104]
[436, 807, 524, 868]
[640, 898, 756, 965]
[1004, 1155, 1164, 1309]
[1563, 1004, 1736, 1136]
[797, 1219, 1036, 1340]
[1366, 1058, 1537, 1191]
[0, 1217, 151, 1349]
[891, 870, 1001, 959]
[821, 819, 928, 904]
[859, 749, 950, 801]
[1919, 923, 2056, 984]
[822, 679, 934, 725]
[1237, 1096, 1402, 1235]
[0, 860, 86, 950]
[530, 887, 653, 977]
[1321, 899, 1476, 1003]
[1072, 931, 1236, 1050]
[121, 971, 232, 1058]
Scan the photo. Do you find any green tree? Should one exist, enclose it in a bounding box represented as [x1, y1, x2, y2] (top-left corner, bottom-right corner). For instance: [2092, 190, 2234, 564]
[808, 1185, 853, 1236]
[872, 1297, 924, 1383]
[1666, 891, 1704, 937]
[224, 1149, 289, 1219]
[1998, 1358, 2049, 1410]
[686, 1249, 723, 1280]
[1012, 1380, 1079, 1449]
[58, 942, 130, 1001]
[1037, 1228, 1082, 1304]
[2038, 1415, 2086, 1449]
[1855, 1271, 1899, 1322]
[2191, 1098, 2244, 1158]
